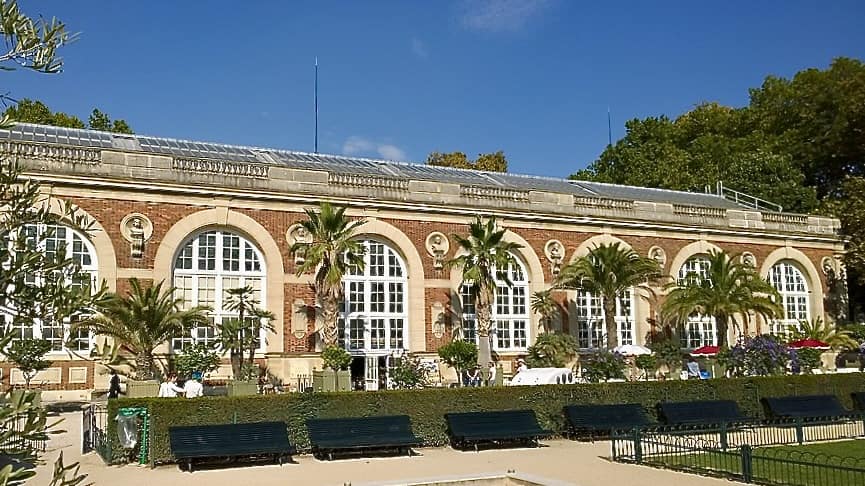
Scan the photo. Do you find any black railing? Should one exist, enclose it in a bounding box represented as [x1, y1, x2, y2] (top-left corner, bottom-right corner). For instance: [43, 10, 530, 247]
[82, 403, 114, 463]
[612, 415, 865, 485]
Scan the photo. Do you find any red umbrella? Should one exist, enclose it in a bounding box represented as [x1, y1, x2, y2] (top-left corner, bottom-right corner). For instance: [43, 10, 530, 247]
[690, 345, 720, 357]
[788, 339, 830, 350]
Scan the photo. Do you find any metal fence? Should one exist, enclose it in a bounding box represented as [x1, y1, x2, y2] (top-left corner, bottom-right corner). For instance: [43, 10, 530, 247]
[612, 416, 865, 485]
[82, 403, 114, 463]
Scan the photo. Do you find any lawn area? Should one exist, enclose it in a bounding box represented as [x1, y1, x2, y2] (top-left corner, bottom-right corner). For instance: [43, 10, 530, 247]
[648, 440, 865, 486]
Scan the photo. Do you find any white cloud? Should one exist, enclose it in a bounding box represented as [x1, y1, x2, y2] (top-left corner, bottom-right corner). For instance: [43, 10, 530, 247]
[342, 136, 407, 161]
[457, 0, 555, 33]
[377, 144, 406, 160]
[411, 37, 428, 58]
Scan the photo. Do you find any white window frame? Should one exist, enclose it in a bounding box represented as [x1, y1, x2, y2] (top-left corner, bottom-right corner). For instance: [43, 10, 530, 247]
[460, 257, 531, 352]
[677, 256, 717, 348]
[338, 240, 408, 354]
[2, 224, 97, 354]
[768, 261, 810, 336]
[172, 229, 267, 352]
[573, 289, 634, 349]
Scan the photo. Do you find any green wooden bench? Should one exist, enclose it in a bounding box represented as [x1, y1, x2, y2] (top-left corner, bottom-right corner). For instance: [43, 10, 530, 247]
[852, 392, 865, 412]
[444, 410, 552, 451]
[305, 415, 421, 460]
[762, 395, 849, 419]
[658, 400, 753, 426]
[564, 403, 653, 439]
[168, 421, 294, 472]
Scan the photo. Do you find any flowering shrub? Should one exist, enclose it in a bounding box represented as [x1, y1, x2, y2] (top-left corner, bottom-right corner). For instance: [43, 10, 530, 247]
[581, 350, 626, 382]
[718, 334, 790, 376]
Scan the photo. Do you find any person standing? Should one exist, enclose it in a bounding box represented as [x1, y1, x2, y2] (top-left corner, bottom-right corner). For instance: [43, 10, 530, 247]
[516, 358, 528, 374]
[468, 367, 481, 387]
[158, 373, 185, 397]
[183, 372, 204, 398]
[107, 370, 121, 399]
[858, 341, 865, 372]
[487, 362, 497, 386]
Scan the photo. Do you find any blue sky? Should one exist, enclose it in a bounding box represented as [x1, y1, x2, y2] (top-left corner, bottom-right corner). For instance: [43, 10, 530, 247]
[5, 1, 865, 177]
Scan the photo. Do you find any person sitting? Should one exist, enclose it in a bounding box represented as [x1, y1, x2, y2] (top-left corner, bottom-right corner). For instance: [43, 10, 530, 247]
[686, 357, 701, 379]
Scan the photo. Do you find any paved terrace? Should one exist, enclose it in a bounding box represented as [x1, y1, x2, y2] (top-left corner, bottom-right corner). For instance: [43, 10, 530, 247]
[31, 411, 731, 486]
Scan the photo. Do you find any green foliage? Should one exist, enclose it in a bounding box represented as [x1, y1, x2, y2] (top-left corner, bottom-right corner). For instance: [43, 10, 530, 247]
[789, 316, 858, 350]
[2, 99, 134, 133]
[4, 338, 51, 388]
[426, 150, 508, 172]
[446, 216, 523, 366]
[794, 348, 823, 374]
[320, 345, 351, 371]
[530, 289, 559, 333]
[437, 340, 478, 382]
[73, 278, 210, 379]
[582, 350, 626, 383]
[648, 338, 683, 370]
[111, 374, 865, 464]
[843, 323, 865, 343]
[291, 202, 365, 346]
[662, 250, 782, 348]
[217, 285, 275, 379]
[389, 356, 431, 389]
[174, 343, 220, 378]
[556, 242, 662, 348]
[525, 332, 577, 368]
[634, 354, 657, 379]
[718, 335, 790, 377]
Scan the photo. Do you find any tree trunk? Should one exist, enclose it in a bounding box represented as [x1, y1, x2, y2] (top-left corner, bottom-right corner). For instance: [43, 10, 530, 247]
[716, 314, 729, 348]
[135, 352, 155, 380]
[319, 286, 341, 347]
[476, 286, 493, 367]
[230, 350, 242, 379]
[603, 297, 618, 349]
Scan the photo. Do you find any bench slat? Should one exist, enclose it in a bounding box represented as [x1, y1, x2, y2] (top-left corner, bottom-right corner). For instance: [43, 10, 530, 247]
[306, 415, 420, 457]
[565, 403, 652, 434]
[445, 410, 551, 448]
[762, 395, 849, 418]
[169, 421, 294, 469]
[658, 400, 751, 425]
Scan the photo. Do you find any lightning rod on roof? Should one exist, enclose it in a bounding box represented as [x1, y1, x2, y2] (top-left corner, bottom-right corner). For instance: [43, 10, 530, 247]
[314, 57, 319, 154]
[607, 107, 612, 147]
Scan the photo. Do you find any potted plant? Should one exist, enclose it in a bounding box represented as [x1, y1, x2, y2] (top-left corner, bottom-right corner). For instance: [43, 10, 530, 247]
[314, 345, 352, 392]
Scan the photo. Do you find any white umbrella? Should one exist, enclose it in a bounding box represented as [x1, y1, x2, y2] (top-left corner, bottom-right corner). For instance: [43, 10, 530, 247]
[613, 344, 653, 356]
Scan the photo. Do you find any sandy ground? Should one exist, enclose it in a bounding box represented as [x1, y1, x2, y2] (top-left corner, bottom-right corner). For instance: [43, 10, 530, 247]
[30, 411, 734, 486]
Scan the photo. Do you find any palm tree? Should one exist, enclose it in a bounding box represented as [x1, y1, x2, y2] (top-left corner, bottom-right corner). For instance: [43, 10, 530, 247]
[291, 202, 366, 346]
[662, 250, 782, 348]
[556, 242, 662, 349]
[446, 216, 523, 367]
[73, 278, 210, 379]
[789, 317, 858, 350]
[531, 289, 559, 333]
[219, 285, 276, 379]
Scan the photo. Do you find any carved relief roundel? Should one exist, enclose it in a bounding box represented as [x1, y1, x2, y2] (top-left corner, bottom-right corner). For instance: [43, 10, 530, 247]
[648, 246, 666, 267]
[119, 213, 153, 243]
[425, 232, 449, 257]
[544, 240, 565, 263]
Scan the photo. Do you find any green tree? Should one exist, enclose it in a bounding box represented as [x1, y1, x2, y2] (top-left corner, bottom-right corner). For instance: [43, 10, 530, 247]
[87, 108, 133, 134]
[581, 350, 626, 383]
[174, 342, 221, 378]
[2, 98, 84, 128]
[446, 216, 522, 367]
[788, 316, 858, 351]
[525, 332, 577, 368]
[320, 344, 351, 371]
[389, 356, 430, 389]
[219, 285, 275, 379]
[662, 251, 782, 348]
[73, 278, 211, 380]
[290, 202, 366, 346]
[4, 338, 51, 389]
[556, 242, 662, 349]
[436, 339, 477, 386]
[427, 150, 508, 172]
[530, 289, 559, 334]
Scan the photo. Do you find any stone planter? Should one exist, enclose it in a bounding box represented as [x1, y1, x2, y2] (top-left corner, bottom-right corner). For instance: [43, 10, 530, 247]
[227, 380, 259, 396]
[312, 369, 351, 392]
[126, 379, 159, 398]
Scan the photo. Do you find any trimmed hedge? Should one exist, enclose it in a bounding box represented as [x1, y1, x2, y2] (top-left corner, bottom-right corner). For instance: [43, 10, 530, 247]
[110, 374, 865, 464]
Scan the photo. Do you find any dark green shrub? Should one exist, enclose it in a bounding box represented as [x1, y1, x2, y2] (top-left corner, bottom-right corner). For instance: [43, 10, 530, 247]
[110, 374, 865, 465]
[526, 332, 578, 368]
[389, 356, 430, 389]
[794, 348, 823, 373]
[634, 354, 657, 380]
[581, 350, 625, 383]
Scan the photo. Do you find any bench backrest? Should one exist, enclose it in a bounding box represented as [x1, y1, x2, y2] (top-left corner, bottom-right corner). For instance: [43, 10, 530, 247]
[762, 395, 848, 418]
[169, 421, 290, 456]
[445, 409, 541, 436]
[306, 415, 415, 443]
[658, 400, 746, 425]
[565, 403, 651, 429]
[853, 392, 865, 411]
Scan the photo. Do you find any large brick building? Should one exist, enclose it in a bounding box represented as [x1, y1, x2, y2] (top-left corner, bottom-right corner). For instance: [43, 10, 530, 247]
[0, 123, 845, 398]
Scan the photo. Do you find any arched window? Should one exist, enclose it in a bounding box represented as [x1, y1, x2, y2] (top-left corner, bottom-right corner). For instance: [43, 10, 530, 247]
[338, 240, 408, 352]
[573, 289, 634, 349]
[768, 261, 810, 335]
[677, 256, 716, 348]
[172, 229, 266, 350]
[2, 224, 97, 352]
[460, 257, 530, 351]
